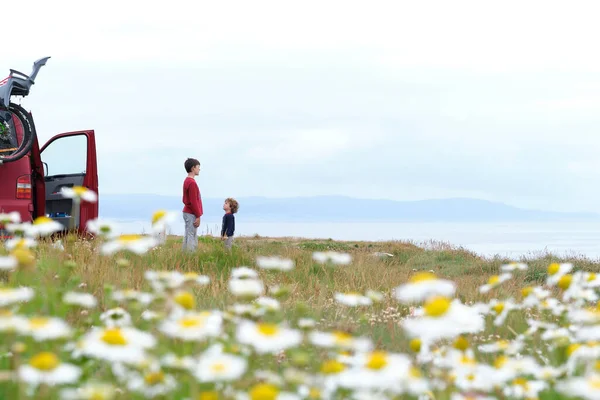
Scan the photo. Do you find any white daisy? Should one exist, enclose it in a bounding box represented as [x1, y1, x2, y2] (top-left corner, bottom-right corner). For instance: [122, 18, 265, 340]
[144, 270, 186, 292]
[256, 256, 295, 271]
[160, 353, 196, 370]
[546, 262, 573, 286]
[182, 272, 211, 286]
[0, 255, 17, 271]
[0, 311, 28, 333]
[4, 237, 37, 250]
[19, 352, 81, 386]
[231, 266, 259, 279]
[193, 351, 248, 382]
[236, 320, 302, 354]
[151, 210, 177, 233]
[334, 292, 373, 307]
[0, 211, 21, 224]
[16, 316, 72, 341]
[502, 378, 547, 399]
[31, 216, 64, 237]
[100, 307, 132, 327]
[158, 311, 223, 341]
[63, 292, 97, 308]
[478, 273, 512, 294]
[229, 278, 264, 298]
[365, 290, 384, 302]
[4, 222, 36, 237]
[60, 383, 117, 400]
[60, 186, 98, 202]
[86, 219, 119, 238]
[556, 374, 600, 400]
[126, 368, 178, 398]
[402, 297, 484, 341]
[112, 289, 154, 306]
[255, 296, 281, 312]
[101, 234, 158, 255]
[393, 272, 456, 303]
[0, 287, 34, 307]
[79, 326, 156, 364]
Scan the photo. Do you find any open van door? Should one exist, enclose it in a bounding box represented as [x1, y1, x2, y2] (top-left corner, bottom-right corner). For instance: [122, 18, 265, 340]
[39, 130, 98, 233]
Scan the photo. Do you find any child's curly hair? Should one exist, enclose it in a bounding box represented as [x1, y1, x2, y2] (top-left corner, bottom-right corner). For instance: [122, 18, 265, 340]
[226, 197, 239, 214]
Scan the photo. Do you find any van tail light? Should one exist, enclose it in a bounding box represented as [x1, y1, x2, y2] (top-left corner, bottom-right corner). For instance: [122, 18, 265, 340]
[16, 175, 32, 199]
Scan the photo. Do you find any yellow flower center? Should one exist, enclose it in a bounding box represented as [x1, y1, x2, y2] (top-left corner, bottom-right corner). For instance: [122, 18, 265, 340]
[513, 377, 529, 389]
[521, 287, 533, 297]
[566, 343, 581, 357]
[249, 383, 279, 400]
[590, 376, 600, 389]
[210, 362, 227, 373]
[488, 275, 500, 285]
[72, 186, 88, 197]
[320, 360, 346, 374]
[453, 336, 469, 352]
[424, 296, 451, 317]
[29, 317, 49, 329]
[460, 355, 476, 366]
[409, 367, 422, 378]
[548, 263, 560, 275]
[198, 391, 219, 400]
[13, 239, 28, 249]
[308, 388, 321, 399]
[100, 328, 128, 346]
[29, 352, 60, 371]
[174, 291, 195, 310]
[144, 371, 165, 385]
[179, 317, 203, 328]
[33, 216, 53, 225]
[185, 272, 199, 279]
[365, 351, 388, 370]
[89, 391, 109, 400]
[333, 331, 352, 344]
[257, 323, 279, 336]
[497, 340, 509, 349]
[409, 338, 422, 353]
[466, 373, 476, 381]
[152, 210, 167, 225]
[494, 355, 508, 369]
[558, 274, 572, 290]
[493, 303, 505, 314]
[118, 234, 142, 243]
[11, 248, 35, 267]
[409, 272, 437, 283]
[588, 273, 597, 282]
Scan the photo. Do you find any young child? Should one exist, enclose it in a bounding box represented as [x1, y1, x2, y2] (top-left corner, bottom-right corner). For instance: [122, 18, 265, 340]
[182, 158, 203, 252]
[221, 197, 239, 250]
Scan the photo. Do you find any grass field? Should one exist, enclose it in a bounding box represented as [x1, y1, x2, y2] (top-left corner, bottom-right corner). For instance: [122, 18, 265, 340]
[1, 228, 599, 399]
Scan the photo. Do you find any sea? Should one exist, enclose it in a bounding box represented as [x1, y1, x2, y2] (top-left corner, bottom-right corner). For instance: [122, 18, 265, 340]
[110, 219, 600, 260]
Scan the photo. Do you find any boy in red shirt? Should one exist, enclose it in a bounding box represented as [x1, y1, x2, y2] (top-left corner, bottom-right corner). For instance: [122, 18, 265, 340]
[182, 158, 203, 252]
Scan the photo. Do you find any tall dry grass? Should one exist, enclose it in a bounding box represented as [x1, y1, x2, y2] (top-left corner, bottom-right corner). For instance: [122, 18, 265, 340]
[24, 234, 600, 351]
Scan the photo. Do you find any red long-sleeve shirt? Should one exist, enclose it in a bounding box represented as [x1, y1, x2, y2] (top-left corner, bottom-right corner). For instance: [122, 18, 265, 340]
[182, 177, 203, 217]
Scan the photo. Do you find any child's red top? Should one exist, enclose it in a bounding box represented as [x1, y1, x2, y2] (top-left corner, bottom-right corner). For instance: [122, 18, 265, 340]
[182, 177, 203, 217]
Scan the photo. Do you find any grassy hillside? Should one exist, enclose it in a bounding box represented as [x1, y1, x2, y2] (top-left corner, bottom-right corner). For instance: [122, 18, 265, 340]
[0, 233, 597, 399]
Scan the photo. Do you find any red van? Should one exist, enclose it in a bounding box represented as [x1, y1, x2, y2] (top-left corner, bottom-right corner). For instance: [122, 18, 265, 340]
[0, 58, 98, 238]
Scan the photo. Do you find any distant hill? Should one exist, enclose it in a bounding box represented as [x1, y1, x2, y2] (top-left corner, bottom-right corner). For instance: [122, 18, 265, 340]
[98, 194, 600, 222]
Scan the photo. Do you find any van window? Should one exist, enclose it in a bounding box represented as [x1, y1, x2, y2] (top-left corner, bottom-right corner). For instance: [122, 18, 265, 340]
[42, 134, 87, 176]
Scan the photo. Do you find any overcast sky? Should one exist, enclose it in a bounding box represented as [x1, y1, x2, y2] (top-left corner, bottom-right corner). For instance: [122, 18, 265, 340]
[4, 0, 600, 213]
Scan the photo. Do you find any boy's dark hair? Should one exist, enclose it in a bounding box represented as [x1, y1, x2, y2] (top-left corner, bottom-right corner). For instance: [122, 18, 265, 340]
[184, 158, 200, 173]
[226, 197, 239, 214]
